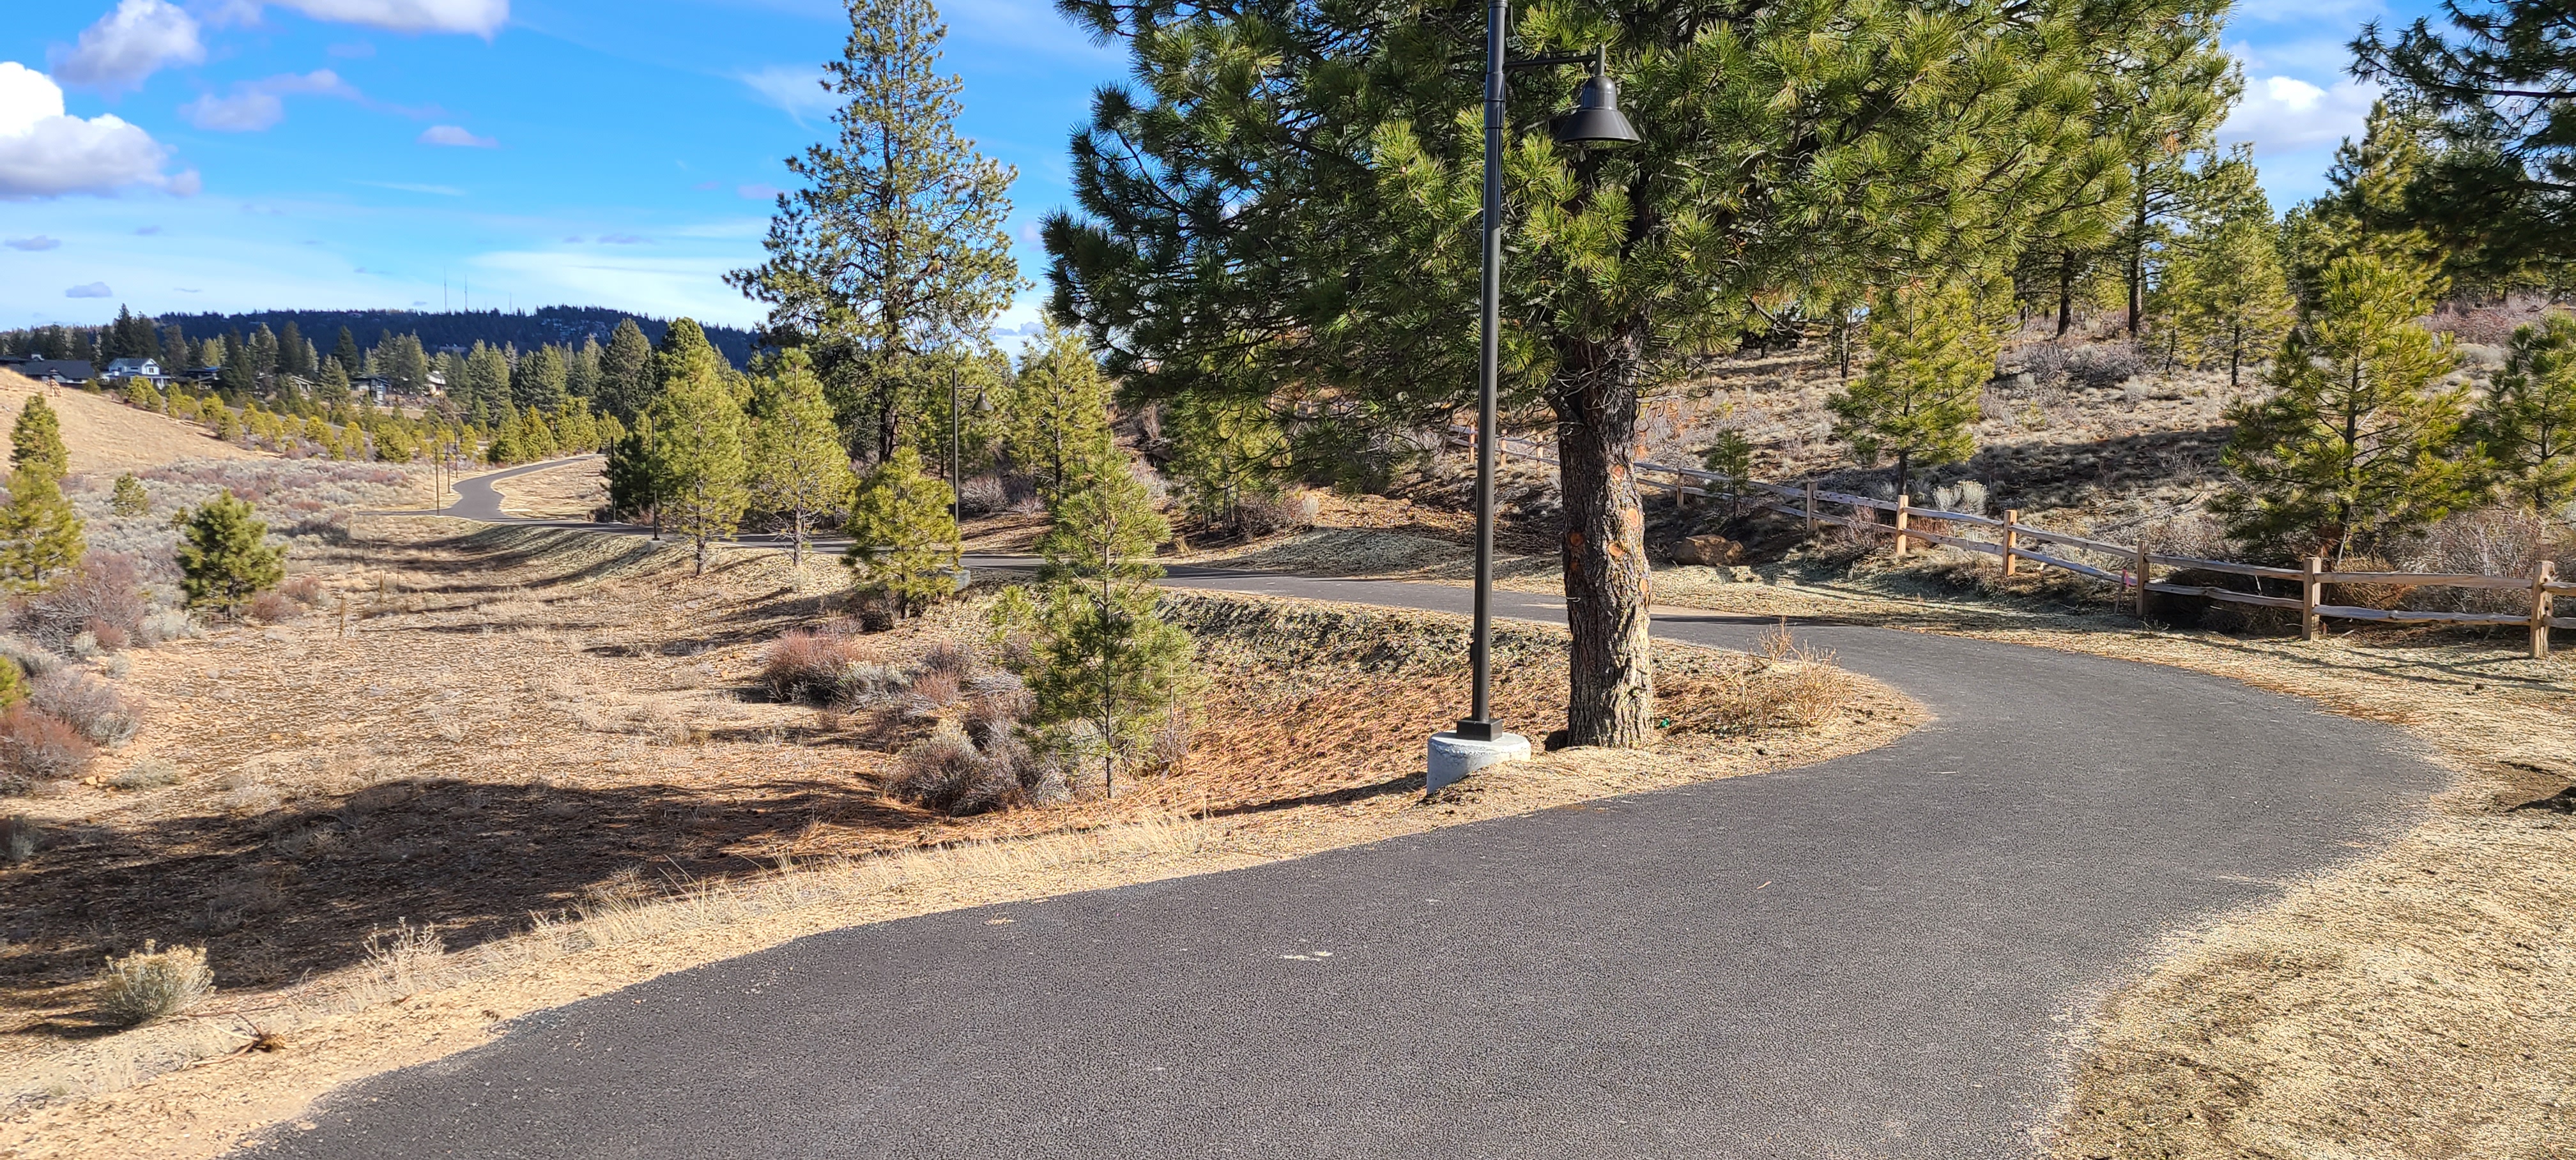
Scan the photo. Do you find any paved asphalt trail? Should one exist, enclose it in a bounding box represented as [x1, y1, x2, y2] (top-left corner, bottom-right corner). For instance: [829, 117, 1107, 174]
[264, 459, 2447, 1157]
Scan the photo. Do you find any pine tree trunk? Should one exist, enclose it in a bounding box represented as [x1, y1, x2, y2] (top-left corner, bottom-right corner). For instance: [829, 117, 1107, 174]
[1549, 340, 1654, 749]
[2056, 254, 2075, 337]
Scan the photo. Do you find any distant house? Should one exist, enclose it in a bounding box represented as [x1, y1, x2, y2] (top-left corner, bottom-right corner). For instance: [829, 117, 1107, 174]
[13, 360, 95, 385]
[105, 357, 164, 382]
[183, 366, 224, 383]
[351, 374, 394, 404]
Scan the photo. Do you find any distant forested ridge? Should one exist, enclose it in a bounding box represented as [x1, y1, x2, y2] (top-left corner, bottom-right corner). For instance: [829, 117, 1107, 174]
[142, 307, 755, 368]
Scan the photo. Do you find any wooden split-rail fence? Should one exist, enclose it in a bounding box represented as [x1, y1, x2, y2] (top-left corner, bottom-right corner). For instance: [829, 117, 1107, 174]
[1447, 425, 2572, 659]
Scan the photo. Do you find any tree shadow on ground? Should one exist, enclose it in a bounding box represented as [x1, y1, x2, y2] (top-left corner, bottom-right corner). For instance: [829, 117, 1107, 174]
[0, 770, 928, 1034]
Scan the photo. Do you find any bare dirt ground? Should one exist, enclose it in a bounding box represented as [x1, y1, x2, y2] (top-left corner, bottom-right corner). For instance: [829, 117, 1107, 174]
[0, 375, 265, 475]
[0, 516, 1914, 1160]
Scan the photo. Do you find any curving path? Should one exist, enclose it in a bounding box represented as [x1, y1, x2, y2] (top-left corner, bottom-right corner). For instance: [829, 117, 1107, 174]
[261, 461, 2448, 1158]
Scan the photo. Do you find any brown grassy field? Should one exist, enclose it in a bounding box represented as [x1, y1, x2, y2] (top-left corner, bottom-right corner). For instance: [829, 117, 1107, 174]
[0, 515, 1914, 1159]
[488, 456, 605, 518]
[0, 374, 264, 475]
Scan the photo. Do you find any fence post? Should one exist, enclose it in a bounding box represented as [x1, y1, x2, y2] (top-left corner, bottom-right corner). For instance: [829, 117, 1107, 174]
[2001, 509, 2020, 577]
[1804, 480, 1818, 535]
[2133, 540, 2150, 620]
[1892, 494, 1910, 559]
[2533, 560, 2557, 660]
[2302, 556, 2323, 641]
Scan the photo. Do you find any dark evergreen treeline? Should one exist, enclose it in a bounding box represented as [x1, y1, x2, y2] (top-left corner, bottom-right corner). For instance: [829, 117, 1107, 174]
[1, 307, 754, 370]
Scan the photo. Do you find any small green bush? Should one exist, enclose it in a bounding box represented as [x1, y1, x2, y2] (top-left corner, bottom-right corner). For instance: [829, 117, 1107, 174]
[97, 941, 214, 1026]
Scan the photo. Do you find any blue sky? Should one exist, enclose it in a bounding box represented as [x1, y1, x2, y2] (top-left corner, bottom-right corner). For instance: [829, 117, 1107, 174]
[2, 0, 2435, 333]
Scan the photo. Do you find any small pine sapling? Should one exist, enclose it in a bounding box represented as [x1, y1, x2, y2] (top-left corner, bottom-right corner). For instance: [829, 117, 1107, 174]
[844, 445, 958, 617]
[110, 475, 149, 517]
[176, 490, 286, 614]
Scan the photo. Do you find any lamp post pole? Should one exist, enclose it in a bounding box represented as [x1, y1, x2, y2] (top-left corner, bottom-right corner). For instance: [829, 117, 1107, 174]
[1430, 23, 1637, 792]
[1460, 0, 1508, 745]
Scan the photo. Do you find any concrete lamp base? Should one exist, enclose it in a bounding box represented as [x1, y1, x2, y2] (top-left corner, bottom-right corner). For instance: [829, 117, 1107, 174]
[1427, 730, 1532, 793]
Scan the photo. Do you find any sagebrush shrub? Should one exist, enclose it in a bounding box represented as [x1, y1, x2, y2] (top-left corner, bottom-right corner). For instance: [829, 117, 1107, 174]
[13, 553, 147, 653]
[760, 630, 871, 703]
[2067, 344, 2143, 390]
[96, 940, 214, 1026]
[110, 756, 181, 789]
[0, 704, 95, 781]
[246, 590, 302, 623]
[917, 637, 976, 679]
[889, 726, 1022, 816]
[31, 670, 140, 748]
[957, 474, 1009, 515]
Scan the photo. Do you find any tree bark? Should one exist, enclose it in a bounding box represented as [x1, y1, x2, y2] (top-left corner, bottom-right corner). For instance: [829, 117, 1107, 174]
[2055, 253, 2075, 337]
[1549, 337, 1655, 749]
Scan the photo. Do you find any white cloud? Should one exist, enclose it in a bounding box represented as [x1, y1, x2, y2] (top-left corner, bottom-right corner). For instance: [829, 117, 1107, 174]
[2221, 71, 2380, 153]
[50, 0, 205, 95]
[737, 182, 780, 200]
[65, 282, 113, 297]
[738, 65, 835, 121]
[0, 62, 185, 199]
[417, 123, 495, 148]
[272, 0, 508, 36]
[180, 68, 360, 130]
[6, 235, 61, 250]
[180, 90, 280, 130]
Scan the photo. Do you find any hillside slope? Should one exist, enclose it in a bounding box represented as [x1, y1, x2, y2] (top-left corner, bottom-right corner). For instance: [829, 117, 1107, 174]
[0, 370, 266, 474]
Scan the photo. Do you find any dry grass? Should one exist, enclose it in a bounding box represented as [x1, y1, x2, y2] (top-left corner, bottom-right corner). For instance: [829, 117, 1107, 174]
[0, 513, 1918, 1160]
[92, 945, 212, 1028]
[0, 375, 265, 475]
[488, 457, 606, 518]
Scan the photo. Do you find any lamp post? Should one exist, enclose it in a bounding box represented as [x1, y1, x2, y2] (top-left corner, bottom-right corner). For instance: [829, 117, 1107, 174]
[1428, 15, 1639, 793]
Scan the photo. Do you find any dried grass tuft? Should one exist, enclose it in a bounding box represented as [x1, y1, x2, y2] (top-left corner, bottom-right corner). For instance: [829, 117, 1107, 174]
[96, 941, 213, 1026]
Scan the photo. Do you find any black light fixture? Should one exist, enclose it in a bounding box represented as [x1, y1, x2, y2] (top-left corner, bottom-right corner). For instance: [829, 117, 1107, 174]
[1550, 45, 1641, 147]
[1432, 14, 1642, 791]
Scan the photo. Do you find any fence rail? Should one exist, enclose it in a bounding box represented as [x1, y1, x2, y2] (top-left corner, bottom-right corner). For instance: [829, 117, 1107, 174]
[1446, 425, 2567, 659]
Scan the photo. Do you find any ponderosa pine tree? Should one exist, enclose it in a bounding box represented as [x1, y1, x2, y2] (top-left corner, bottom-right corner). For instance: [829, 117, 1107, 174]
[727, 0, 1021, 462]
[843, 444, 955, 615]
[1829, 279, 2000, 500]
[176, 490, 284, 614]
[12, 396, 66, 482]
[2353, 0, 2576, 281]
[1003, 319, 1114, 503]
[647, 324, 750, 575]
[514, 344, 571, 413]
[1030, 459, 1196, 797]
[111, 473, 148, 517]
[606, 413, 666, 535]
[2165, 173, 2296, 388]
[597, 319, 656, 423]
[567, 335, 602, 402]
[332, 326, 362, 374]
[0, 396, 82, 591]
[1164, 391, 1288, 530]
[2216, 254, 2469, 562]
[751, 351, 858, 572]
[2468, 314, 2576, 513]
[1047, 0, 2218, 746]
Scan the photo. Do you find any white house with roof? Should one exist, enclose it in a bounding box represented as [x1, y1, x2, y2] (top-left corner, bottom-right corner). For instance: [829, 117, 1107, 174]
[104, 358, 167, 383]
